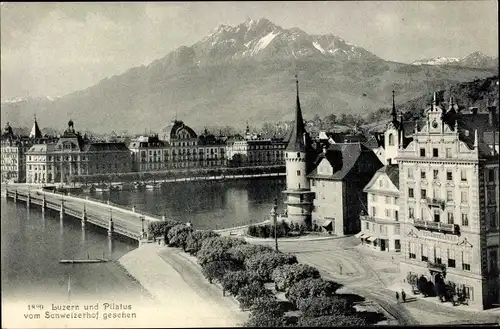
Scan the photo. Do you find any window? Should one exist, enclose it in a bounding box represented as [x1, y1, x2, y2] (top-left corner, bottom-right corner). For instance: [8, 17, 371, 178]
[296, 170, 301, 176]
[394, 225, 400, 234]
[489, 169, 495, 182]
[446, 148, 452, 158]
[409, 207, 414, 219]
[487, 186, 496, 205]
[433, 170, 439, 180]
[433, 148, 439, 157]
[433, 188, 440, 199]
[489, 249, 498, 273]
[409, 242, 416, 259]
[385, 196, 391, 204]
[371, 194, 375, 202]
[379, 179, 384, 188]
[490, 212, 498, 229]
[365, 222, 369, 230]
[385, 209, 391, 218]
[461, 190, 468, 204]
[447, 212, 454, 224]
[461, 169, 467, 182]
[421, 244, 428, 262]
[448, 249, 456, 268]
[420, 148, 426, 157]
[311, 180, 315, 187]
[433, 209, 440, 223]
[447, 171, 453, 181]
[408, 168, 414, 179]
[421, 170, 426, 179]
[388, 133, 394, 146]
[395, 210, 399, 221]
[435, 247, 442, 264]
[462, 213, 469, 226]
[447, 190, 453, 201]
[421, 189, 426, 199]
[372, 207, 377, 217]
[408, 188, 414, 198]
[462, 252, 471, 271]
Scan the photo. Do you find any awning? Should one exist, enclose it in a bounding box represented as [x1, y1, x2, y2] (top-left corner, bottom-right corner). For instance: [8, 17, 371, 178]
[367, 236, 377, 242]
[355, 232, 364, 238]
[321, 220, 332, 227]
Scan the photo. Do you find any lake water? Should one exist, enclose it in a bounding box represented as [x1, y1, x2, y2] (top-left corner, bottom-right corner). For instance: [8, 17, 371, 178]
[1, 178, 285, 304]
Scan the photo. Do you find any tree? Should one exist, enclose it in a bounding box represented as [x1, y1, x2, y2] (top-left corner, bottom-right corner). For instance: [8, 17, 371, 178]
[297, 296, 355, 317]
[244, 252, 298, 282]
[236, 282, 274, 311]
[185, 230, 220, 255]
[167, 224, 192, 250]
[221, 270, 262, 296]
[197, 236, 247, 266]
[201, 260, 242, 284]
[148, 220, 181, 239]
[244, 297, 286, 327]
[297, 314, 368, 327]
[271, 263, 321, 292]
[227, 244, 275, 267]
[286, 278, 342, 306]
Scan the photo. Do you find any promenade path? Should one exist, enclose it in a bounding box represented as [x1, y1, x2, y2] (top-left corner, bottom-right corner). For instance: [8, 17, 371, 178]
[247, 236, 500, 325]
[119, 243, 247, 327]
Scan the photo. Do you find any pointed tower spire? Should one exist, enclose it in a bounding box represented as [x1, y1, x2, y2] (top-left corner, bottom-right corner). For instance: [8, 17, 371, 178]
[286, 75, 307, 152]
[29, 115, 42, 139]
[432, 92, 437, 108]
[391, 90, 397, 121]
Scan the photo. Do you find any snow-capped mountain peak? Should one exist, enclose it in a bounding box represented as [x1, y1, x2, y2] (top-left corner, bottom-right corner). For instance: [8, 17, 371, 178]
[411, 57, 460, 66]
[411, 51, 497, 69]
[155, 17, 380, 68]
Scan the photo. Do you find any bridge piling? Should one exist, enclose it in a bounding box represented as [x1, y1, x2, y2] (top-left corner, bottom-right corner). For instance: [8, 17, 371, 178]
[14, 190, 18, 202]
[27, 192, 31, 208]
[60, 202, 64, 220]
[81, 204, 87, 228]
[41, 195, 46, 213]
[108, 216, 114, 237]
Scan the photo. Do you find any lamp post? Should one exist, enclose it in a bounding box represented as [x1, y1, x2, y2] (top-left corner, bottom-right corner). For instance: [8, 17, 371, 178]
[271, 198, 278, 252]
[141, 216, 145, 239]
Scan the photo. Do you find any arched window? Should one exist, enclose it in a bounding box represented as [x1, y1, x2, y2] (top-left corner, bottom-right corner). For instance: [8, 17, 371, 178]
[388, 133, 394, 146]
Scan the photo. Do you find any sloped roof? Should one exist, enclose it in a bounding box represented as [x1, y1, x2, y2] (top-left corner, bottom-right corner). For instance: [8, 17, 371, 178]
[83, 142, 130, 152]
[376, 164, 400, 189]
[29, 119, 42, 139]
[307, 143, 372, 180]
[286, 80, 307, 153]
[162, 120, 197, 142]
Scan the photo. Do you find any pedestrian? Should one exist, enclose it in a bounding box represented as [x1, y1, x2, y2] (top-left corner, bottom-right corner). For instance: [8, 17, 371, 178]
[396, 291, 400, 303]
[401, 289, 406, 303]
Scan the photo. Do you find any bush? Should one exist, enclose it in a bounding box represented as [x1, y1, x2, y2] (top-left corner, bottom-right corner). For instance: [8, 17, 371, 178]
[297, 296, 355, 317]
[185, 230, 220, 255]
[297, 314, 368, 327]
[244, 297, 286, 327]
[167, 224, 192, 249]
[201, 260, 242, 284]
[247, 222, 292, 238]
[236, 282, 274, 311]
[148, 219, 181, 238]
[245, 252, 298, 282]
[221, 270, 262, 296]
[227, 244, 275, 266]
[197, 236, 247, 265]
[271, 263, 321, 292]
[406, 272, 418, 287]
[247, 225, 258, 237]
[286, 278, 341, 306]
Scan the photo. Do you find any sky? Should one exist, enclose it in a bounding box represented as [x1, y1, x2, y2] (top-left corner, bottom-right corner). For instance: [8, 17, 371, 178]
[1, 1, 498, 99]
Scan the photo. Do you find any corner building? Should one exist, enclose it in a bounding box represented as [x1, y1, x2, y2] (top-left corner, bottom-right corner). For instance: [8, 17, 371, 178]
[397, 95, 499, 309]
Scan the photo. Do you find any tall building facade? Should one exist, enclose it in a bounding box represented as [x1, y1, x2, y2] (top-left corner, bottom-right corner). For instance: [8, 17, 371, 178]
[26, 120, 132, 184]
[226, 137, 287, 167]
[128, 120, 227, 172]
[397, 95, 499, 309]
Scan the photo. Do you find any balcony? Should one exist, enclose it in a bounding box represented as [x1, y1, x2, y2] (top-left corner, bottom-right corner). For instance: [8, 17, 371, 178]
[413, 219, 460, 235]
[426, 197, 445, 210]
[427, 261, 446, 272]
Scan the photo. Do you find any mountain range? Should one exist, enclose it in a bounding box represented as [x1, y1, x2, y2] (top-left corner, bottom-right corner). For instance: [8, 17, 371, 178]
[1, 17, 498, 134]
[411, 51, 497, 68]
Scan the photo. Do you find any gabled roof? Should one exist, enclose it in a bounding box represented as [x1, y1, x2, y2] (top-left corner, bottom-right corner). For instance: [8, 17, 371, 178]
[377, 164, 399, 188]
[83, 142, 130, 153]
[307, 143, 376, 181]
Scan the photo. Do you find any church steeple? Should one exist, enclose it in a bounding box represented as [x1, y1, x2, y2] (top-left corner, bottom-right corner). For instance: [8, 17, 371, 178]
[391, 90, 397, 122]
[29, 114, 42, 139]
[286, 75, 307, 152]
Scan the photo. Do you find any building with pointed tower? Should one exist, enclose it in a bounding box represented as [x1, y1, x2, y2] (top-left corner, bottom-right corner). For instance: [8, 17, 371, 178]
[397, 92, 499, 310]
[281, 76, 317, 228]
[1, 117, 56, 183]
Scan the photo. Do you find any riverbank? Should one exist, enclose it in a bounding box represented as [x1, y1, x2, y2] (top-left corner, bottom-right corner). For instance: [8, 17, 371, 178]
[118, 243, 248, 327]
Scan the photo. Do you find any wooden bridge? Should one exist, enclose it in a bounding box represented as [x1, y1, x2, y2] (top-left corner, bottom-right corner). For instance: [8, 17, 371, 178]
[4, 186, 163, 241]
